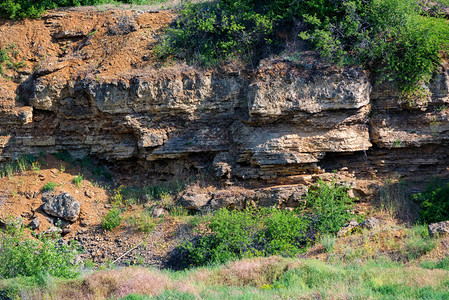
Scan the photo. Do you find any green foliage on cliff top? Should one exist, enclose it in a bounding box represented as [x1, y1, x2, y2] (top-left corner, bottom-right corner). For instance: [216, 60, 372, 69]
[157, 0, 449, 96]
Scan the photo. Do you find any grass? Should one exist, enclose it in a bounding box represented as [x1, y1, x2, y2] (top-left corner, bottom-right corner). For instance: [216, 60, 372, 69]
[421, 257, 449, 270]
[3, 256, 449, 299]
[0, 155, 38, 178]
[41, 181, 57, 193]
[168, 205, 189, 217]
[127, 212, 156, 233]
[120, 180, 189, 206]
[319, 234, 336, 253]
[73, 174, 83, 188]
[403, 225, 437, 260]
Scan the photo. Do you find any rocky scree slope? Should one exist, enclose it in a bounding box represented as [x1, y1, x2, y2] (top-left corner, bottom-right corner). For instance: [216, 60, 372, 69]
[0, 9, 449, 208]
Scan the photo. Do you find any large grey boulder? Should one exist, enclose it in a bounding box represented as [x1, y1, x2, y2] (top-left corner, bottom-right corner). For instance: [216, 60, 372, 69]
[428, 221, 449, 237]
[179, 192, 211, 210]
[209, 190, 245, 210]
[42, 193, 80, 222]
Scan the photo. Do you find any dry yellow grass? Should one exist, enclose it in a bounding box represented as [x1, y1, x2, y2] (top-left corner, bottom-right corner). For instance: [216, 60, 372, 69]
[55, 267, 170, 299]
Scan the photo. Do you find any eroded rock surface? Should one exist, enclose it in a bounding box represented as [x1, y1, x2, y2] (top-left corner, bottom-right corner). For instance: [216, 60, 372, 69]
[1, 10, 449, 206]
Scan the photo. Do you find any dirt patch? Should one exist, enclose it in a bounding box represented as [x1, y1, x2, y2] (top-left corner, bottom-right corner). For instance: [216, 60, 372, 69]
[0, 155, 109, 235]
[0, 153, 199, 268]
[0, 7, 176, 109]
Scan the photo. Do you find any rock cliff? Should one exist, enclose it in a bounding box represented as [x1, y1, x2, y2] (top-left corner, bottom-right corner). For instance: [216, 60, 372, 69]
[1, 9, 448, 207]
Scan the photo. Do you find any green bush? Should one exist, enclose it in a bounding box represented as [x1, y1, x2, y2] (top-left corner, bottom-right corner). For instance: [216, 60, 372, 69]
[158, 0, 449, 94]
[304, 179, 354, 235]
[179, 179, 355, 267]
[127, 212, 156, 233]
[0, 218, 80, 279]
[303, 0, 449, 95]
[181, 207, 311, 266]
[155, 0, 275, 66]
[412, 178, 449, 224]
[101, 206, 123, 230]
[41, 181, 56, 192]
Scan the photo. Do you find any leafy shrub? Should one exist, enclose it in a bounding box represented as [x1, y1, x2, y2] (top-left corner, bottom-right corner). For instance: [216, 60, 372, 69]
[155, 0, 275, 66]
[302, 0, 449, 95]
[101, 206, 123, 230]
[181, 208, 311, 266]
[0, 218, 80, 279]
[41, 181, 56, 192]
[412, 178, 449, 224]
[179, 180, 355, 267]
[158, 0, 449, 95]
[303, 179, 354, 235]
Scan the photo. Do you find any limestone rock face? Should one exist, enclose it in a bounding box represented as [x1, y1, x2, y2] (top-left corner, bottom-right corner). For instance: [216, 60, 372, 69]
[42, 193, 81, 222]
[209, 190, 247, 210]
[3, 10, 449, 214]
[248, 66, 370, 118]
[0, 59, 375, 181]
[1, 51, 449, 195]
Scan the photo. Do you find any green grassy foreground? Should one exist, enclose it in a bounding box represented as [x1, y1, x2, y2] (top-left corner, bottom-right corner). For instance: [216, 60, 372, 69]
[2, 256, 449, 299]
[1, 153, 449, 299]
[2, 214, 449, 299]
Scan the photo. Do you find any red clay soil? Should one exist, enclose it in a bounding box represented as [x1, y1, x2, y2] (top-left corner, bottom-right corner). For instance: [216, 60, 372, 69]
[0, 155, 107, 233]
[0, 7, 175, 108]
[0, 154, 194, 267]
